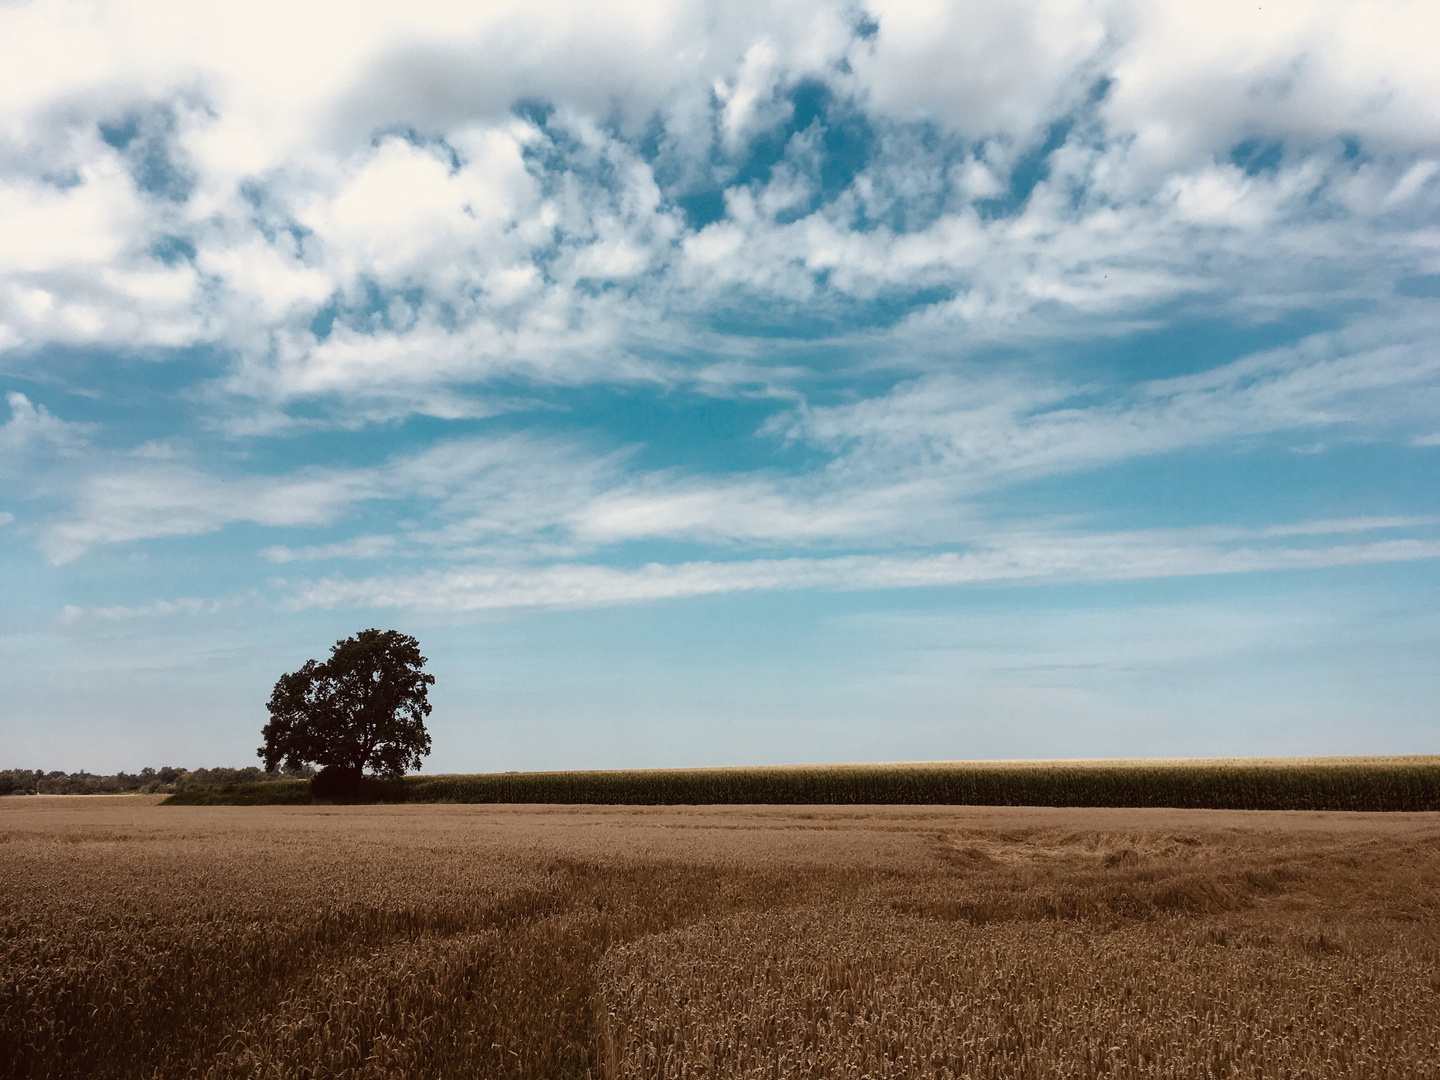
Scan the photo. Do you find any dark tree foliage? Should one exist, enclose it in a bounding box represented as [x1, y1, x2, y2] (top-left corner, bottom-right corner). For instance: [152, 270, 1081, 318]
[258, 629, 434, 786]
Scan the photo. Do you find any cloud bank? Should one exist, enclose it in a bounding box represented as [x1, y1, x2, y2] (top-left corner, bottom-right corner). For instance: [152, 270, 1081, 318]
[2, 0, 1438, 615]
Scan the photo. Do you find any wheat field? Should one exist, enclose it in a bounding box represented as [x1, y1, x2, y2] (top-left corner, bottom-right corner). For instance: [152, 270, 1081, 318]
[2, 797, 1438, 1078]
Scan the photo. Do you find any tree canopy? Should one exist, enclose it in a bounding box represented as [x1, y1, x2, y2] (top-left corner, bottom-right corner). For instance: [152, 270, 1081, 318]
[258, 629, 434, 782]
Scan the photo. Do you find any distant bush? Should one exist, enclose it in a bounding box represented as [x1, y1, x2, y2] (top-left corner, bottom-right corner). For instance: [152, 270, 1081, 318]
[165, 779, 316, 806]
[167, 774, 404, 805]
[0, 769, 45, 796]
[1, 764, 314, 796]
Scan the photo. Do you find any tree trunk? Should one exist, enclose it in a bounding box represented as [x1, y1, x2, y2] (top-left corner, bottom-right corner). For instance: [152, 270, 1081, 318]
[311, 765, 364, 800]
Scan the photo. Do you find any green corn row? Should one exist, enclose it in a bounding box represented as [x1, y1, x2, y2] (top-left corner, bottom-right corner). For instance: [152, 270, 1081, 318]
[165, 757, 1440, 810]
[400, 757, 1440, 811]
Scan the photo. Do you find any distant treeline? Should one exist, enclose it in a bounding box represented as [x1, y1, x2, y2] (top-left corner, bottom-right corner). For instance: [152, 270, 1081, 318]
[166, 757, 1440, 812]
[1, 765, 314, 797]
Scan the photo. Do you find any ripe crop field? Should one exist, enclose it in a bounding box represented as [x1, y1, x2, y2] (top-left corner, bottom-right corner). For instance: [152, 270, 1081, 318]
[3, 798, 1438, 1079]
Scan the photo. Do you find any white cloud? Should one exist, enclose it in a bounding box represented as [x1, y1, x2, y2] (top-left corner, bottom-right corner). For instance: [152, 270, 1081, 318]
[715, 39, 788, 154]
[260, 535, 399, 564]
[852, 0, 1109, 138]
[771, 317, 1440, 488]
[33, 305, 1440, 567]
[8, 0, 1440, 773]
[1103, 0, 1440, 169]
[43, 461, 377, 564]
[0, 161, 203, 349]
[1253, 515, 1440, 538]
[0, 0, 1435, 415]
[0, 391, 90, 458]
[38, 431, 617, 563]
[281, 521, 1440, 613]
[61, 595, 239, 621]
[9, 0, 1440, 590]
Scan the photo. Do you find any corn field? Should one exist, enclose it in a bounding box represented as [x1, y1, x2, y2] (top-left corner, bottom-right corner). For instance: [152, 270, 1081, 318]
[3, 797, 1438, 1077]
[169, 756, 1440, 810]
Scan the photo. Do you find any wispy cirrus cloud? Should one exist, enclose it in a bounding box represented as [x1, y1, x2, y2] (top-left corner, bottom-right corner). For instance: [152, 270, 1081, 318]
[30, 305, 1440, 569]
[279, 518, 1440, 614]
[61, 595, 245, 622]
[38, 429, 624, 563]
[773, 316, 1440, 488]
[42, 461, 376, 564]
[1, 391, 89, 453]
[259, 534, 399, 564]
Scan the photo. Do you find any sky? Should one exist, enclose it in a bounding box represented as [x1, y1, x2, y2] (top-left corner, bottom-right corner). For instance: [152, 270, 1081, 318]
[2, 0, 1439, 773]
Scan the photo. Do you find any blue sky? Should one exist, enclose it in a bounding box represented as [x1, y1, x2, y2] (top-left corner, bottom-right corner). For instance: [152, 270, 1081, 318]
[3, 0, 1439, 772]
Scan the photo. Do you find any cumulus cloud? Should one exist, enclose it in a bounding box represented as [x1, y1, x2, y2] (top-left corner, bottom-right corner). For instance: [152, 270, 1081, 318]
[1, 0, 1436, 417]
[851, 0, 1110, 138]
[1102, 1, 1440, 168]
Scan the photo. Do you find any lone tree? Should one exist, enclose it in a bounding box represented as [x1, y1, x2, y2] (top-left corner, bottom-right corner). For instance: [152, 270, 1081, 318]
[259, 629, 434, 797]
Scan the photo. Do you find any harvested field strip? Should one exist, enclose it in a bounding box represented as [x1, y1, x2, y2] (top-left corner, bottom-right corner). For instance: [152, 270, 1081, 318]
[169, 756, 1440, 810]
